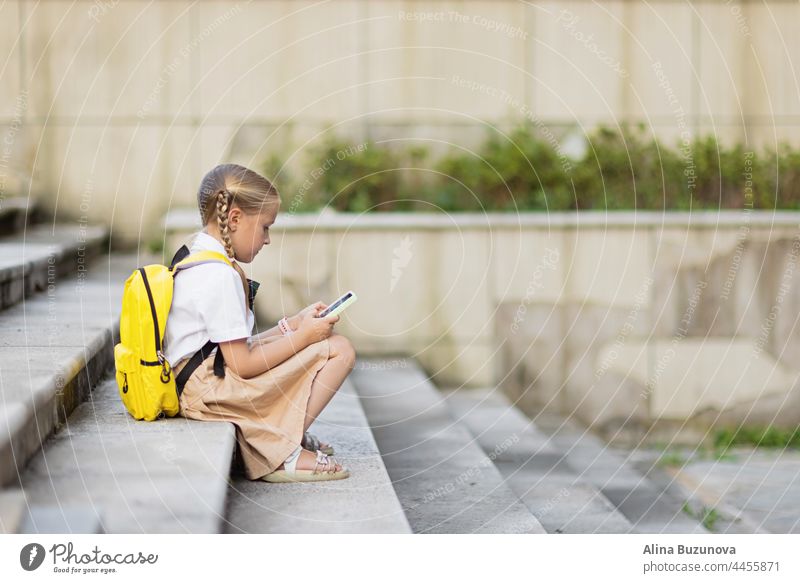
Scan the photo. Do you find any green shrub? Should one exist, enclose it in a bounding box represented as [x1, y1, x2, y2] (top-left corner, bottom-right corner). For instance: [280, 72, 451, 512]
[265, 123, 800, 212]
[295, 136, 404, 213]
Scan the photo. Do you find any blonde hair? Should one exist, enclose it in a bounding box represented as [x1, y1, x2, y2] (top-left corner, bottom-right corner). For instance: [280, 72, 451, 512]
[197, 163, 280, 258]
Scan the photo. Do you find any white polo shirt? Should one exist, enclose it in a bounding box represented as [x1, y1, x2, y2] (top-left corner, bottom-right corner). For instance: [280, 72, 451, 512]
[163, 231, 255, 366]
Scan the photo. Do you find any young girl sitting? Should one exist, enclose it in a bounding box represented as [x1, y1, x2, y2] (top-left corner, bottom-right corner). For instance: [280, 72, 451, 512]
[164, 163, 354, 482]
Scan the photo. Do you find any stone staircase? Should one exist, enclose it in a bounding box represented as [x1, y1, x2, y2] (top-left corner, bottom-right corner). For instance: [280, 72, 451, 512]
[0, 202, 408, 534]
[348, 360, 544, 533]
[350, 357, 717, 534]
[0, 200, 136, 532]
[0, 201, 735, 534]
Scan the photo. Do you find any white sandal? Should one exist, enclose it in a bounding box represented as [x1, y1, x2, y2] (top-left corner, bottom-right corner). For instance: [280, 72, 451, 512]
[261, 446, 350, 483]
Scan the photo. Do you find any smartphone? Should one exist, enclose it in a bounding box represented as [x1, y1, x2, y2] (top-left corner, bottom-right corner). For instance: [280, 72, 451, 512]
[316, 291, 357, 318]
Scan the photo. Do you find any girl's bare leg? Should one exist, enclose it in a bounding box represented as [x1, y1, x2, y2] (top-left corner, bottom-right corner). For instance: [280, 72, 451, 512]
[303, 333, 355, 431]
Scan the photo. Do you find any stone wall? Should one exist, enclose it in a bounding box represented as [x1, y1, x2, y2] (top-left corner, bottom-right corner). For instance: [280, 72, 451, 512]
[166, 210, 800, 444]
[1, 1, 798, 244]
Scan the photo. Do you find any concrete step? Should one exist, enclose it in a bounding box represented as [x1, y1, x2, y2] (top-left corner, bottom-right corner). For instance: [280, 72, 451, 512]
[0, 222, 108, 310]
[0, 488, 28, 533]
[18, 506, 105, 534]
[17, 375, 236, 533]
[442, 387, 636, 533]
[224, 378, 412, 533]
[349, 357, 545, 534]
[0, 252, 141, 489]
[532, 412, 710, 533]
[0, 197, 35, 234]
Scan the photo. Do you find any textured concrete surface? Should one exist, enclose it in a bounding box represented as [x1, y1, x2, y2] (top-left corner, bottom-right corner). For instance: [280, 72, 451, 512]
[532, 412, 710, 534]
[664, 448, 800, 534]
[224, 378, 411, 533]
[0, 488, 27, 534]
[18, 507, 105, 534]
[18, 377, 236, 534]
[0, 251, 141, 488]
[0, 223, 108, 310]
[351, 358, 545, 534]
[599, 486, 707, 534]
[443, 387, 634, 533]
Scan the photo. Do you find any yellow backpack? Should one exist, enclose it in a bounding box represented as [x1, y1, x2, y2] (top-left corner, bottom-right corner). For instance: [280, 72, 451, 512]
[113, 249, 233, 421]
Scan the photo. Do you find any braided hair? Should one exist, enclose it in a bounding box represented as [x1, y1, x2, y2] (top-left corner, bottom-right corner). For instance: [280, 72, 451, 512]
[215, 189, 235, 258]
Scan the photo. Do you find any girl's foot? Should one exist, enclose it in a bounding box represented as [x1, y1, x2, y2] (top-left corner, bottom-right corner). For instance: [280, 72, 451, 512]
[275, 448, 344, 473]
[301, 431, 335, 455]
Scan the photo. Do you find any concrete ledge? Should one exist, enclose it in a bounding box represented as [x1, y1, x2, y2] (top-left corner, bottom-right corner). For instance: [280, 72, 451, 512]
[165, 208, 800, 232]
[350, 357, 545, 534]
[0, 197, 34, 234]
[224, 378, 411, 533]
[0, 223, 109, 310]
[0, 488, 28, 534]
[19, 506, 104, 534]
[0, 253, 141, 489]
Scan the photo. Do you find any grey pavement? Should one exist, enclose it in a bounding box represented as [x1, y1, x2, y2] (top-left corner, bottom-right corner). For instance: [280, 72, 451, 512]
[443, 387, 634, 533]
[649, 447, 800, 534]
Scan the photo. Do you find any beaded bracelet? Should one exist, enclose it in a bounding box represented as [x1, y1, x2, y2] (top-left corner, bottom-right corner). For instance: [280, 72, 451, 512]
[278, 316, 294, 336]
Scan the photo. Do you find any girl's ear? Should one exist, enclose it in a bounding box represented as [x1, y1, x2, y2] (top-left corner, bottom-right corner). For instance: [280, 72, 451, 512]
[228, 206, 241, 231]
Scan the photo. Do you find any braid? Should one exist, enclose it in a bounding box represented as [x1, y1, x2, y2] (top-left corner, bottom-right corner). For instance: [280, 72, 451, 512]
[216, 189, 235, 259]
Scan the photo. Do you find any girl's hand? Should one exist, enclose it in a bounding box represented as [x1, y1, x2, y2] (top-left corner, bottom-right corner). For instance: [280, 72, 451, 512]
[289, 301, 327, 331]
[296, 309, 339, 345]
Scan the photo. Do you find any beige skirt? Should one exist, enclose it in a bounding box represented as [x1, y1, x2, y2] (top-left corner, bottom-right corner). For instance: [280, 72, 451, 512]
[173, 334, 331, 480]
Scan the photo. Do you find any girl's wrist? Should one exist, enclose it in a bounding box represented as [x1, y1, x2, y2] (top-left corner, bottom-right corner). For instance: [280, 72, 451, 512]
[278, 316, 294, 336]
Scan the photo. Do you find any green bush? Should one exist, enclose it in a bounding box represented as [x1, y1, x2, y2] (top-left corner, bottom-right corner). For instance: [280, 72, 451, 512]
[264, 124, 800, 212]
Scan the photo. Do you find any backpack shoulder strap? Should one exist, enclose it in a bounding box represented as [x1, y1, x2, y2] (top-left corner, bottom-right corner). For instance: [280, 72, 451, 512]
[172, 250, 232, 273]
[168, 245, 247, 387]
[169, 244, 190, 269]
